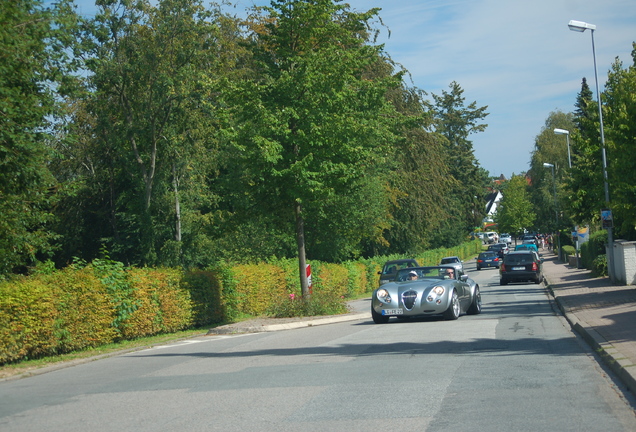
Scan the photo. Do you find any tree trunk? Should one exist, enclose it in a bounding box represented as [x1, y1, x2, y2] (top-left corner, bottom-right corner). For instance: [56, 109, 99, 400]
[172, 163, 181, 242]
[295, 202, 310, 299]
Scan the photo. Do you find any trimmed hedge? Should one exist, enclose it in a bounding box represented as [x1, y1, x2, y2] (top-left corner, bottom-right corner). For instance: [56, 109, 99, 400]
[0, 240, 481, 365]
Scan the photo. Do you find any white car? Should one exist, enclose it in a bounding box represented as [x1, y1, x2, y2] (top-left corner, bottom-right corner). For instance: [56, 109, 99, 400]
[500, 233, 512, 245]
[439, 256, 464, 273]
[485, 232, 498, 244]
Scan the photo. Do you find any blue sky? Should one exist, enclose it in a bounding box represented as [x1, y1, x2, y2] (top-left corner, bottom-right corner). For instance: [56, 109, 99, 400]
[66, 0, 636, 178]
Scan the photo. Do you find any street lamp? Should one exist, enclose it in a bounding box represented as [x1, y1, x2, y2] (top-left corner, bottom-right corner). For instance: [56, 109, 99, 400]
[553, 128, 572, 168]
[568, 19, 614, 279]
[543, 162, 560, 259]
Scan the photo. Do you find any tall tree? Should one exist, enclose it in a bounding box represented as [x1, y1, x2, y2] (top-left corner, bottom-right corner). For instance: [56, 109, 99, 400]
[431, 81, 489, 242]
[528, 110, 575, 232]
[602, 45, 636, 239]
[62, 0, 229, 266]
[564, 78, 605, 227]
[0, 0, 77, 276]
[226, 0, 410, 296]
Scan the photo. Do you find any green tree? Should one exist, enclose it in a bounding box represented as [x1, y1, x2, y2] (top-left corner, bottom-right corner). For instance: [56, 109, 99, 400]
[382, 110, 457, 255]
[225, 0, 410, 296]
[565, 78, 606, 227]
[528, 110, 575, 232]
[431, 81, 489, 241]
[495, 175, 535, 235]
[58, 0, 231, 266]
[603, 45, 636, 239]
[0, 0, 77, 276]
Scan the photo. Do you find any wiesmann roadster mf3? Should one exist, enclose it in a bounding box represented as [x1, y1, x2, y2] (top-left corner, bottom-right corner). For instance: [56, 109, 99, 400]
[371, 266, 481, 323]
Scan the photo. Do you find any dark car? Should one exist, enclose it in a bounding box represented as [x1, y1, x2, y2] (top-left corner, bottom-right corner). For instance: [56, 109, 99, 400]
[499, 251, 543, 285]
[476, 251, 500, 270]
[487, 242, 508, 258]
[378, 259, 419, 286]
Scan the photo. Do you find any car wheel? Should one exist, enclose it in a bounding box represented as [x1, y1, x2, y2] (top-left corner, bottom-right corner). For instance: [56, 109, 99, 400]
[443, 290, 460, 320]
[467, 285, 482, 315]
[500, 279, 508, 286]
[477, 266, 481, 271]
[371, 306, 390, 324]
[533, 276, 541, 284]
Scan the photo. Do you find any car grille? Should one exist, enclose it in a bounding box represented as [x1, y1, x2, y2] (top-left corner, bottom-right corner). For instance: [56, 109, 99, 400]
[402, 290, 418, 310]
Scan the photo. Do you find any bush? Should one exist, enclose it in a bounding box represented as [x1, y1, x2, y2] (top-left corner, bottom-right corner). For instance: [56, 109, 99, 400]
[592, 254, 608, 277]
[561, 245, 576, 260]
[0, 276, 58, 364]
[581, 230, 607, 270]
[120, 268, 193, 339]
[181, 270, 225, 326]
[48, 266, 118, 351]
[0, 239, 483, 365]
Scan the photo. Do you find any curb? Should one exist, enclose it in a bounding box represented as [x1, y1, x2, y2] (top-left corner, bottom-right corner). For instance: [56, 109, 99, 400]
[206, 312, 369, 335]
[544, 275, 636, 395]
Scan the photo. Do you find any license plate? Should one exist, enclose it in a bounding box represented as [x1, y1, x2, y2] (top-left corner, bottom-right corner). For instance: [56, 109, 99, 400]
[382, 309, 403, 316]
[512, 266, 525, 271]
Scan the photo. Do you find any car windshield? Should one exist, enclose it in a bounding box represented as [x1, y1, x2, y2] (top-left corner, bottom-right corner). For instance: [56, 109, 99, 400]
[479, 253, 496, 258]
[395, 267, 451, 282]
[440, 258, 458, 264]
[381, 261, 415, 275]
[505, 254, 535, 265]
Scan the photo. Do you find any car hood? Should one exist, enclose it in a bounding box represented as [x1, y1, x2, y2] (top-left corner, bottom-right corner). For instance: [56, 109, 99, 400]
[378, 279, 446, 293]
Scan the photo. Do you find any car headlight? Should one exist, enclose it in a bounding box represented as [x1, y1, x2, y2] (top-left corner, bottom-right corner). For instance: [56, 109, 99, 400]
[427, 286, 445, 302]
[376, 289, 392, 303]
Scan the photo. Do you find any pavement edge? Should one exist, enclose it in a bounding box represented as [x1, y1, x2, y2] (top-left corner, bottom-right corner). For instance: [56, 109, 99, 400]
[545, 277, 636, 395]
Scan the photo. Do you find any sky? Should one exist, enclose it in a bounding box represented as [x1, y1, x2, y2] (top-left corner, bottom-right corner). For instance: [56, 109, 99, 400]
[68, 0, 636, 179]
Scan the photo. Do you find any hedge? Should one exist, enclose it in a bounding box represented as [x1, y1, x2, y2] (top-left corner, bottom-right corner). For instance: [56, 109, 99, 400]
[0, 240, 481, 365]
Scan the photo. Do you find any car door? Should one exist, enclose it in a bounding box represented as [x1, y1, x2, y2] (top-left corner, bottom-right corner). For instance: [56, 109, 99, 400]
[455, 271, 471, 307]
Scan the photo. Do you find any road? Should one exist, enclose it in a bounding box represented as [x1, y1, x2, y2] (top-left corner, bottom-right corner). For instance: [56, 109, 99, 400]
[1, 260, 636, 431]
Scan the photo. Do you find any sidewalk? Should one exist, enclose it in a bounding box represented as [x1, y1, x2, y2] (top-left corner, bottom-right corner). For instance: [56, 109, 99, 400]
[542, 250, 636, 394]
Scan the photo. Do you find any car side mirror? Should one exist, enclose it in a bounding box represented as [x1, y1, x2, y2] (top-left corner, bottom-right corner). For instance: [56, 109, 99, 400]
[460, 275, 468, 282]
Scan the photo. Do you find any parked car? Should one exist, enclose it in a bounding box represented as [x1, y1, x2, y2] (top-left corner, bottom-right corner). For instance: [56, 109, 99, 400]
[485, 232, 498, 244]
[371, 266, 481, 323]
[499, 251, 543, 285]
[377, 259, 419, 286]
[487, 243, 508, 258]
[476, 251, 501, 270]
[439, 256, 464, 273]
[500, 233, 512, 245]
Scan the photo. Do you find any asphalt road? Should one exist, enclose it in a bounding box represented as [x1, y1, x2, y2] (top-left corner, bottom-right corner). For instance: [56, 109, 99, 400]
[1, 260, 636, 431]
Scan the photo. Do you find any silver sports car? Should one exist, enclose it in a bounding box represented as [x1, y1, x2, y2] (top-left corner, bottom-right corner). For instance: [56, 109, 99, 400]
[371, 266, 481, 323]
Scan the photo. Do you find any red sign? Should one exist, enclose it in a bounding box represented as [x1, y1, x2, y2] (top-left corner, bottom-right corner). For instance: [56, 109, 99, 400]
[306, 264, 312, 294]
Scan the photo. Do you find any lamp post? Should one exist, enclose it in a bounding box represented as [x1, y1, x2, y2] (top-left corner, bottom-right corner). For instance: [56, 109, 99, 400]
[553, 128, 572, 168]
[543, 162, 561, 259]
[568, 19, 614, 279]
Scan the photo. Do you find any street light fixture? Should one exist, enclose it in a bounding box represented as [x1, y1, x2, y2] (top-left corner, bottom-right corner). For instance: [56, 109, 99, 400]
[568, 19, 614, 279]
[553, 128, 572, 168]
[543, 163, 560, 259]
